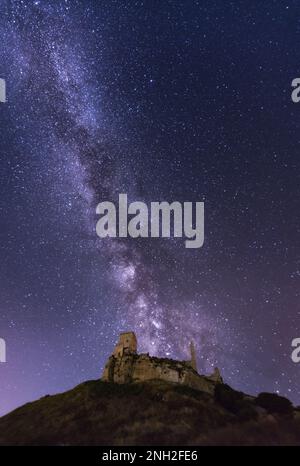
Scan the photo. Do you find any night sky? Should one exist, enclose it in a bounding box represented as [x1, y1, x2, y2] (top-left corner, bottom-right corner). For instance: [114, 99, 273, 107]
[0, 0, 300, 416]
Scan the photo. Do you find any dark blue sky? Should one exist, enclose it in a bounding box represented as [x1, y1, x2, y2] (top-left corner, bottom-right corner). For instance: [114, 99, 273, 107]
[0, 0, 299, 415]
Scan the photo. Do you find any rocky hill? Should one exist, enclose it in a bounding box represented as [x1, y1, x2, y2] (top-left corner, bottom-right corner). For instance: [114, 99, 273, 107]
[0, 379, 300, 445]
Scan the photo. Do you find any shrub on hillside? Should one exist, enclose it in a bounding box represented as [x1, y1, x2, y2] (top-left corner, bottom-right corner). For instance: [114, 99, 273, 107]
[255, 392, 293, 416]
[214, 384, 257, 420]
[236, 402, 258, 422]
[214, 384, 243, 413]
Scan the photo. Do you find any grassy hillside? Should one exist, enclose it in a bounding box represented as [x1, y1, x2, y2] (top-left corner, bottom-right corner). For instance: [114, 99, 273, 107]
[0, 379, 299, 445]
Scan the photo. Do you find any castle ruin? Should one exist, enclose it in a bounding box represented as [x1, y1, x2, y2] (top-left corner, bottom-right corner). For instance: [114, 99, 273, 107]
[102, 331, 223, 394]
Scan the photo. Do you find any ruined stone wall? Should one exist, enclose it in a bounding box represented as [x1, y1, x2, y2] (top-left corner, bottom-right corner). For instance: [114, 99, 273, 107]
[102, 353, 216, 394]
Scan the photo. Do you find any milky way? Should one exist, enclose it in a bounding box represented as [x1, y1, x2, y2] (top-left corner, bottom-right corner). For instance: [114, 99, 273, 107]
[0, 1, 300, 415]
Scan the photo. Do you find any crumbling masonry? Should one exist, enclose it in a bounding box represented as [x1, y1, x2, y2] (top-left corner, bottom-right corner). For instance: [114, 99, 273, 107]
[102, 332, 223, 394]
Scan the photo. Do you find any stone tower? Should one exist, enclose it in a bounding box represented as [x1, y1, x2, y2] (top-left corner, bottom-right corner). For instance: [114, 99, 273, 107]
[189, 341, 197, 372]
[113, 331, 137, 358]
[208, 367, 223, 383]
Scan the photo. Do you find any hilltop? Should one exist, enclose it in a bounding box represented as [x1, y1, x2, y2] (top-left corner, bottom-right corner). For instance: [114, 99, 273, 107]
[0, 378, 300, 445]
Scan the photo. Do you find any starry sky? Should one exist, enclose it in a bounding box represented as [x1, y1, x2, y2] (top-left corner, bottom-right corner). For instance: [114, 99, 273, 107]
[0, 0, 300, 416]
